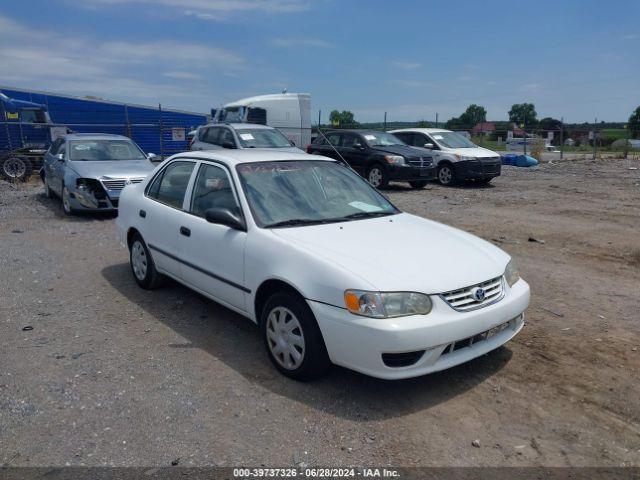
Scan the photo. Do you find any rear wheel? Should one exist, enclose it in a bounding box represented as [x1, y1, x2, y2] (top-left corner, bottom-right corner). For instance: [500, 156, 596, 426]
[129, 232, 164, 289]
[367, 164, 389, 189]
[437, 164, 456, 186]
[409, 180, 428, 189]
[2, 156, 32, 181]
[261, 291, 331, 380]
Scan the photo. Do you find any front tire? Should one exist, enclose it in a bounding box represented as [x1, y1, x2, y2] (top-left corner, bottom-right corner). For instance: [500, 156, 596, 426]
[409, 180, 428, 189]
[437, 164, 456, 186]
[129, 233, 164, 289]
[367, 164, 389, 189]
[44, 176, 55, 198]
[261, 292, 331, 381]
[61, 186, 75, 215]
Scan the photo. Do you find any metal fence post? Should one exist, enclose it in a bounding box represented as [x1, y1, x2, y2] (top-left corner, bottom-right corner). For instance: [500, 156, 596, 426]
[159, 103, 164, 158]
[593, 118, 597, 160]
[560, 117, 564, 160]
[623, 126, 629, 159]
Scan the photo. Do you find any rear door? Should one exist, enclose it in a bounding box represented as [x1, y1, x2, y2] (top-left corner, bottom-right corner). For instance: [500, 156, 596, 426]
[177, 161, 248, 311]
[140, 160, 196, 279]
[340, 133, 369, 173]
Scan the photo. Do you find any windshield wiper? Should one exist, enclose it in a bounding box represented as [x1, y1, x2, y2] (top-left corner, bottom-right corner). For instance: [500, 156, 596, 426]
[342, 211, 395, 220]
[264, 218, 342, 228]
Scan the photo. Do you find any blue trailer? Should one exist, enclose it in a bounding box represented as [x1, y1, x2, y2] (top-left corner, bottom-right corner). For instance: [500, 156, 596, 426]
[1, 86, 208, 180]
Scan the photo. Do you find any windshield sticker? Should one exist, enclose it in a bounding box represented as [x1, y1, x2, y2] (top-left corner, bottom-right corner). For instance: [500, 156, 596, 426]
[239, 133, 255, 141]
[433, 135, 443, 140]
[349, 201, 383, 212]
[364, 135, 377, 141]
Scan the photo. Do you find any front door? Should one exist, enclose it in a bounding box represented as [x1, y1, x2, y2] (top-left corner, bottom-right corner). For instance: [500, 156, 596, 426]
[177, 161, 248, 312]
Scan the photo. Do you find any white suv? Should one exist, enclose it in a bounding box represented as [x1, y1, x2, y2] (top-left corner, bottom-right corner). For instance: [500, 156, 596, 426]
[191, 123, 304, 153]
[391, 128, 502, 186]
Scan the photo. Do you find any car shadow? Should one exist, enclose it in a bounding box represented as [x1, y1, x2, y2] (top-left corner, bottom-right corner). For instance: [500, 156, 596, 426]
[384, 181, 496, 193]
[101, 262, 513, 421]
[35, 192, 118, 221]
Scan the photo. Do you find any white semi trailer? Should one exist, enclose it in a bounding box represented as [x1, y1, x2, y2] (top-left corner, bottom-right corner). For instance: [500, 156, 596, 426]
[213, 92, 311, 148]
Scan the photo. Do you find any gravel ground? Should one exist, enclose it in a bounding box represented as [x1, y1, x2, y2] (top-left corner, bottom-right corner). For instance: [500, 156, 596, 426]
[1, 157, 639, 468]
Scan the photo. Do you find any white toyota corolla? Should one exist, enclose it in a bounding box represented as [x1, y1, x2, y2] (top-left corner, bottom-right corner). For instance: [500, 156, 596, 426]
[116, 150, 530, 380]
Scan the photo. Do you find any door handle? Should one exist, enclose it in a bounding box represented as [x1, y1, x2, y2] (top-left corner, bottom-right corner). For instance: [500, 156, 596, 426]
[139, 209, 146, 218]
[180, 226, 191, 237]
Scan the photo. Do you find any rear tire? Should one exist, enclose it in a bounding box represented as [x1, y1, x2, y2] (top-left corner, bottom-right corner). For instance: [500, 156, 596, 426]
[367, 164, 389, 189]
[129, 232, 165, 290]
[261, 291, 331, 381]
[1, 156, 32, 181]
[409, 180, 428, 189]
[437, 164, 456, 186]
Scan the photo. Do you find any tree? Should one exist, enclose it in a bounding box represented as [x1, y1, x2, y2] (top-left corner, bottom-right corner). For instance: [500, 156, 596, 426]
[539, 117, 562, 131]
[508, 103, 537, 126]
[629, 106, 640, 138]
[459, 104, 487, 128]
[329, 110, 357, 127]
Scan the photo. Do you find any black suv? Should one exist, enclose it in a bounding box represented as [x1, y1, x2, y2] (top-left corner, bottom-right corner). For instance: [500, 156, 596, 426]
[307, 130, 436, 189]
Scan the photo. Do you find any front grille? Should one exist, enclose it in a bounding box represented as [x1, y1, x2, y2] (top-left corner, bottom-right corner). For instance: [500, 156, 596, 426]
[101, 178, 144, 191]
[440, 276, 504, 311]
[407, 156, 432, 167]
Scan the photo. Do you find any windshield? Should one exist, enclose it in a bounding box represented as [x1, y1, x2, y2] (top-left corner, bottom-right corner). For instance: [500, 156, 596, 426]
[236, 161, 399, 228]
[236, 128, 292, 148]
[362, 132, 406, 147]
[431, 132, 477, 149]
[69, 140, 147, 161]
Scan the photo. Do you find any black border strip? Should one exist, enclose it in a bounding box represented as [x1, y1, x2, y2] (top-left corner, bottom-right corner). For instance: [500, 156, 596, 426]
[148, 243, 251, 294]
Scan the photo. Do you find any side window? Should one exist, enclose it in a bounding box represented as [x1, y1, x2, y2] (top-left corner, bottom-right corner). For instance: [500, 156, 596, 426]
[147, 161, 195, 209]
[326, 133, 341, 146]
[394, 132, 412, 145]
[203, 127, 220, 144]
[190, 163, 239, 217]
[219, 129, 236, 148]
[342, 134, 358, 148]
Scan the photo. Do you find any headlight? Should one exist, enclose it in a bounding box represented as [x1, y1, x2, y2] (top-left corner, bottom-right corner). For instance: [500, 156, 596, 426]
[344, 290, 432, 318]
[384, 155, 405, 165]
[455, 154, 477, 161]
[504, 259, 520, 287]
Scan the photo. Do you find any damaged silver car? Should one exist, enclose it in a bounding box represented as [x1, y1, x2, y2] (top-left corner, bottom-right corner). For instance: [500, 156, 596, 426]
[42, 134, 156, 215]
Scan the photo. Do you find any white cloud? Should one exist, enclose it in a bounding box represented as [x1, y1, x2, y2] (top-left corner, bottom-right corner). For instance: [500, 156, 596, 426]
[393, 61, 421, 70]
[271, 38, 332, 48]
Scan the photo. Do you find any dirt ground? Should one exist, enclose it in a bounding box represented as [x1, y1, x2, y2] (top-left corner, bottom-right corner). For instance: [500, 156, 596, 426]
[0, 156, 639, 468]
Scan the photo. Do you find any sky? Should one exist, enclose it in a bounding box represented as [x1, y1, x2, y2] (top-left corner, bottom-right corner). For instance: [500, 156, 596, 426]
[1, 0, 639, 123]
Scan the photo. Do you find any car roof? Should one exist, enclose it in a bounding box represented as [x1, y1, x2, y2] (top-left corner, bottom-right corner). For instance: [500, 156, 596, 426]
[62, 133, 132, 141]
[389, 128, 451, 134]
[169, 149, 334, 167]
[199, 123, 275, 131]
[324, 129, 384, 135]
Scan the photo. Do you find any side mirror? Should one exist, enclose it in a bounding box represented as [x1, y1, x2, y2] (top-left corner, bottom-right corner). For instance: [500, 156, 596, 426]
[147, 152, 157, 161]
[424, 143, 434, 149]
[353, 142, 364, 150]
[205, 207, 246, 231]
[222, 141, 236, 149]
[57, 153, 65, 162]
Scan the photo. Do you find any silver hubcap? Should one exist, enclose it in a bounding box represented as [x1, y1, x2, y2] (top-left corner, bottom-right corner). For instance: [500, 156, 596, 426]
[368, 168, 382, 187]
[3, 158, 26, 178]
[131, 241, 148, 281]
[266, 306, 305, 370]
[439, 167, 452, 184]
[62, 188, 71, 212]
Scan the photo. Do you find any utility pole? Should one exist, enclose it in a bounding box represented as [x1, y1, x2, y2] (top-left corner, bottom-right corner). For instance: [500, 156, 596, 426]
[593, 118, 597, 160]
[383, 112, 387, 131]
[559, 116, 564, 160]
[523, 111, 527, 156]
[318, 110, 321, 128]
[435, 113, 439, 128]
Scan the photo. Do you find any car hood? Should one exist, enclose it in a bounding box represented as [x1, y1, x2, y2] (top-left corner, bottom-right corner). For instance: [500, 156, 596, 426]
[68, 160, 155, 179]
[440, 146, 499, 158]
[371, 145, 427, 158]
[272, 213, 509, 293]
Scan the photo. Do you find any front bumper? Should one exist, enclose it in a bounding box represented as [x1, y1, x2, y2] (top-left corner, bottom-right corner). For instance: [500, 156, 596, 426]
[455, 159, 501, 180]
[387, 164, 437, 182]
[70, 187, 120, 211]
[308, 278, 529, 379]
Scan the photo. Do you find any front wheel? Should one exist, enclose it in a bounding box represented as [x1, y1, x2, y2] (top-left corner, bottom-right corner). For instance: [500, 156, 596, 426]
[44, 176, 55, 198]
[409, 180, 428, 189]
[261, 292, 331, 381]
[367, 164, 389, 189]
[129, 233, 164, 289]
[61, 186, 75, 215]
[437, 164, 456, 186]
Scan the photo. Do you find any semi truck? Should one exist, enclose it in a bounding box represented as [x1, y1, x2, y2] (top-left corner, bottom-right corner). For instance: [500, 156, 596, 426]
[0, 92, 53, 181]
[212, 92, 312, 148]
